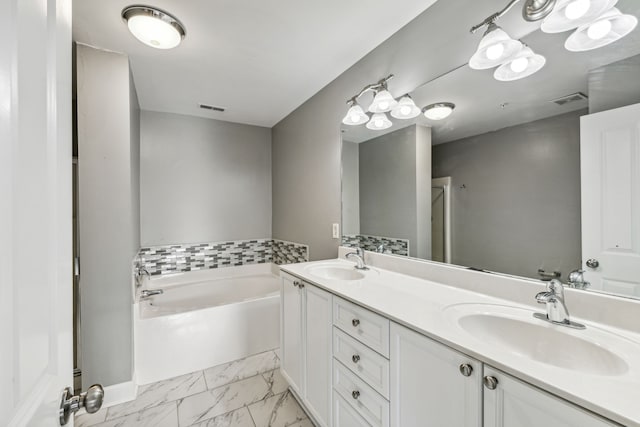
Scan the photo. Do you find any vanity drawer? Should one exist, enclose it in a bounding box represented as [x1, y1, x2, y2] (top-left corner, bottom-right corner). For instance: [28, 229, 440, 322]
[334, 392, 371, 427]
[333, 360, 389, 427]
[333, 297, 390, 357]
[333, 327, 390, 399]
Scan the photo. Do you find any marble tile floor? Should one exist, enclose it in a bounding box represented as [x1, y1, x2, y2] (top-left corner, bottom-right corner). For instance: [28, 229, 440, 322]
[75, 349, 314, 427]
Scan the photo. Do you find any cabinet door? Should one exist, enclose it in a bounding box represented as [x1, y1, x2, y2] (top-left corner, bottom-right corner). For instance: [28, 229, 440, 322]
[281, 273, 304, 395]
[390, 322, 482, 427]
[305, 284, 332, 427]
[483, 367, 617, 427]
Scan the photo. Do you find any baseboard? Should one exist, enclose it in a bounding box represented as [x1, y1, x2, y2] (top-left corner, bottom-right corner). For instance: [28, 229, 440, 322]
[102, 377, 138, 408]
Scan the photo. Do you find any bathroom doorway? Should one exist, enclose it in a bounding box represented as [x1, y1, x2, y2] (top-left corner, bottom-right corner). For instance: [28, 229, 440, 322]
[431, 177, 452, 264]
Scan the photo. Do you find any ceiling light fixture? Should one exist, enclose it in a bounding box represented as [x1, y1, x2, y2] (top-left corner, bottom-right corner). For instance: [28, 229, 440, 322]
[494, 44, 546, 81]
[368, 86, 399, 113]
[423, 103, 456, 120]
[122, 6, 186, 49]
[541, 0, 617, 33]
[366, 113, 393, 130]
[391, 95, 421, 119]
[469, 23, 523, 70]
[342, 100, 370, 125]
[565, 7, 637, 51]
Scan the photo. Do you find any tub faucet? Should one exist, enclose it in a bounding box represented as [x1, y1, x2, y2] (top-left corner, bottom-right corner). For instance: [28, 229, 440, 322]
[140, 289, 163, 299]
[534, 279, 585, 329]
[134, 265, 151, 287]
[346, 248, 369, 270]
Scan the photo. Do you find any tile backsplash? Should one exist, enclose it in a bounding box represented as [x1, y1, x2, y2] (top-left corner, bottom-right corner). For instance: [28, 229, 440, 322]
[138, 238, 309, 275]
[341, 234, 409, 257]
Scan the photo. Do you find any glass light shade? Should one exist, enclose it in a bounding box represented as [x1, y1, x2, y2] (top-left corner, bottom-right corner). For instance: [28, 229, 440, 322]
[423, 103, 455, 120]
[541, 0, 617, 33]
[494, 46, 546, 81]
[390, 95, 421, 119]
[469, 25, 522, 70]
[565, 8, 638, 52]
[123, 7, 185, 49]
[366, 113, 393, 130]
[368, 90, 398, 113]
[342, 103, 369, 125]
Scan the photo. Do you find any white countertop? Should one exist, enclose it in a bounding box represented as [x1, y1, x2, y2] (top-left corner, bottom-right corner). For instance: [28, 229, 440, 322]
[281, 258, 640, 427]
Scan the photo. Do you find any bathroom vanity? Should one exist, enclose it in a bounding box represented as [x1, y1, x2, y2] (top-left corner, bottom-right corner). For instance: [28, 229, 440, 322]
[279, 251, 640, 427]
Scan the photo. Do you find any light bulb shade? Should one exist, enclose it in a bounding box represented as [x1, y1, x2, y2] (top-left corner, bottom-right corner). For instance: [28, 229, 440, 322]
[342, 103, 370, 125]
[366, 113, 393, 130]
[122, 6, 186, 49]
[469, 25, 523, 70]
[565, 8, 638, 51]
[368, 90, 398, 113]
[493, 46, 546, 81]
[390, 95, 421, 119]
[541, 0, 617, 33]
[423, 103, 455, 120]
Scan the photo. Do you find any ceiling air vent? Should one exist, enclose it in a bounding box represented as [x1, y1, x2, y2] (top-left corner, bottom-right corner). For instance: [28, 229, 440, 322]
[550, 92, 588, 106]
[198, 103, 225, 112]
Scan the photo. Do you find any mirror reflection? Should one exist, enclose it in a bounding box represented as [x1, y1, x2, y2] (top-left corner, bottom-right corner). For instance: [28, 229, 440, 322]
[341, 0, 640, 298]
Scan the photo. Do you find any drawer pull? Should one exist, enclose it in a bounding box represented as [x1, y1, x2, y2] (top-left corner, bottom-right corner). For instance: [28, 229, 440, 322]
[352, 354, 360, 363]
[352, 390, 360, 400]
[484, 376, 499, 390]
[293, 281, 300, 287]
[459, 363, 473, 377]
[352, 318, 360, 327]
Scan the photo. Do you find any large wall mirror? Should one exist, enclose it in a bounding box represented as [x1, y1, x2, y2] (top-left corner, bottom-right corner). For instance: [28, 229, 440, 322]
[341, 0, 640, 299]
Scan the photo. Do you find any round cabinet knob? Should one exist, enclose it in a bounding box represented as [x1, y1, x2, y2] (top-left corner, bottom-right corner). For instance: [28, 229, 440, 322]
[83, 384, 105, 414]
[352, 354, 361, 363]
[352, 390, 360, 400]
[299, 283, 305, 288]
[293, 281, 300, 287]
[484, 376, 499, 390]
[459, 363, 473, 377]
[586, 259, 600, 269]
[352, 318, 360, 327]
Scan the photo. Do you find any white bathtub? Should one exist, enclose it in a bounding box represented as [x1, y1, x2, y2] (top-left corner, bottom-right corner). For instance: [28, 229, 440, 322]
[134, 264, 280, 385]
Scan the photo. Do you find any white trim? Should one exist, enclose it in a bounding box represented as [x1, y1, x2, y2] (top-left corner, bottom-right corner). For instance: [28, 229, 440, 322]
[102, 378, 138, 409]
[431, 176, 452, 264]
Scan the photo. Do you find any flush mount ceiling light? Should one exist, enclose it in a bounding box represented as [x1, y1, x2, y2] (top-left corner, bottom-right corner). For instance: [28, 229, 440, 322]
[423, 103, 456, 120]
[366, 113, 393, 130]
[541, 0, 617, 33]
[122, 5, 186, 49]
[469, 23, 523, 70]
[390, 95, 421, 119]
[342, 100, 370, 125]
[565, 7, 637, 51]
[494, 44, 546, 81]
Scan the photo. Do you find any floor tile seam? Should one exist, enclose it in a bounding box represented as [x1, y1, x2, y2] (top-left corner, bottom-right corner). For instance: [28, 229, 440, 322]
[204, 369, 276, 392]
[100, 400, 178, 427]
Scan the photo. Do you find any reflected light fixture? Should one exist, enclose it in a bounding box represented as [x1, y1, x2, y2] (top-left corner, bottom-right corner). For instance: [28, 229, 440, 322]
[469, 23, 522, 70]
[565, 7, 637, 51]
[122, 6, 186, 49]
[368, 87, 399, 113]
[541, 0, 617, 33]
[390, 95, 421, 119]
[494, 44, 546, 81]
[366, 113, 393, 130]
[423, 103, 455, 120]
[342, 100, 369, 125]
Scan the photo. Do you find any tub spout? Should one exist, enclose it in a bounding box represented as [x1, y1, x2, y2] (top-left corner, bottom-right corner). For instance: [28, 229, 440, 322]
[140, 289, 163, 299]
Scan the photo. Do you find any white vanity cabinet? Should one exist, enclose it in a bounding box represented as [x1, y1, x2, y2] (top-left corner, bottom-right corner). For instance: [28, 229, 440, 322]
[390, 322, 482, 427]
[280, 272, 332, 427]
[483, 368, 618, 427]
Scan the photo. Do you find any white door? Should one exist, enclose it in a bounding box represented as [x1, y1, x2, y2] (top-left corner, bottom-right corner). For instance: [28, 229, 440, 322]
[580, 103, 640, 298]
[280, 273, 304, 395]
[0, 0, 74, 425]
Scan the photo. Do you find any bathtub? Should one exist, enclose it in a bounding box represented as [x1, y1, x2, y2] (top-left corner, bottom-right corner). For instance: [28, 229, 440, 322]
[134, 263, 280, 385]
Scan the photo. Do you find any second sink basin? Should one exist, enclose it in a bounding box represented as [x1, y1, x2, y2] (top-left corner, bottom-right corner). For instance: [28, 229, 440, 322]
[306, 263, 365, 281]
[445, 303, 634, 376]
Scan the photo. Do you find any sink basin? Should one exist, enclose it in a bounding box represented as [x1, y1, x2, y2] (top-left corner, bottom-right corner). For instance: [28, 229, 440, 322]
[445, 304, 633, 376]
[306, 263, 365, 281]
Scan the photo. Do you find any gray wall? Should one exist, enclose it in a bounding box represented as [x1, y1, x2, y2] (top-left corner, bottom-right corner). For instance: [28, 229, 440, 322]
[140, 111, 272, 247]
[341, 140, 360, 236]
[76, 44, 140, 387]
[271, 0, 506, 260]
[432, 110, 584, 279]
[358, 125, 431, 258]
[589, 54, 640, 114]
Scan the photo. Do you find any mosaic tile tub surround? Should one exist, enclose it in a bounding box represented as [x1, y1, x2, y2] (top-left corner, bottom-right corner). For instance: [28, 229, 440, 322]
[341, 234, 409, 256]
[138, 238, 309, 275]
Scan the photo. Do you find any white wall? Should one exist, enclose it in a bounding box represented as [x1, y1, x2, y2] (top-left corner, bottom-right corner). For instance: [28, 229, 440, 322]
[140, 111, 272, 247]
[341, 140, 360, 235]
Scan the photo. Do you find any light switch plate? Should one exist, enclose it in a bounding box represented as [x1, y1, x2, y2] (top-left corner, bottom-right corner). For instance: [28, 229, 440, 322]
[332, 223, 340, 239]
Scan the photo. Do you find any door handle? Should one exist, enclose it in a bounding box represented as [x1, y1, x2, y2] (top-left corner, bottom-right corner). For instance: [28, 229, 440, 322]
[59, 384, 104, 425]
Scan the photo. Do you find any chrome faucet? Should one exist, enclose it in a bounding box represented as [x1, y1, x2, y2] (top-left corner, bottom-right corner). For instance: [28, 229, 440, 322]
[534, 279, 585, 329]
[140, 289, 163, 299]
[134, 264, 151, 287]
[346, 247, 369, 270]
[567, 268, 590, 289]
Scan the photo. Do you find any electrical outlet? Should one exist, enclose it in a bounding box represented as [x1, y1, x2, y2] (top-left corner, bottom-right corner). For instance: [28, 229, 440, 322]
[332, 223, 340, 239]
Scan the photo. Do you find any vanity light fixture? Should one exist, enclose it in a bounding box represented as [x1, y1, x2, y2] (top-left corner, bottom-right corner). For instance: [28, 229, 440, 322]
[541, 0, 617, 33]
[366, 113, 393, 130]
[368, 86, 399, 113]
[494, 44, 546, 81]
[390, 95, 421, 119]
[342, 100, 370, 125]
[469, 23, 522, 70]
[565, 7, 637, 51]
[423, 103, 455, 121]
[122, 6, 186, 49]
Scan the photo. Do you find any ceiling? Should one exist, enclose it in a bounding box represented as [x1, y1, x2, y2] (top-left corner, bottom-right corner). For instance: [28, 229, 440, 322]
[73, 0, 438, 127]
[342, 0, 640, 145]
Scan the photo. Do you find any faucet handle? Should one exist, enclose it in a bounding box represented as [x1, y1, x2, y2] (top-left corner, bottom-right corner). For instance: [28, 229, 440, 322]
[547, 279, 565, 297]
